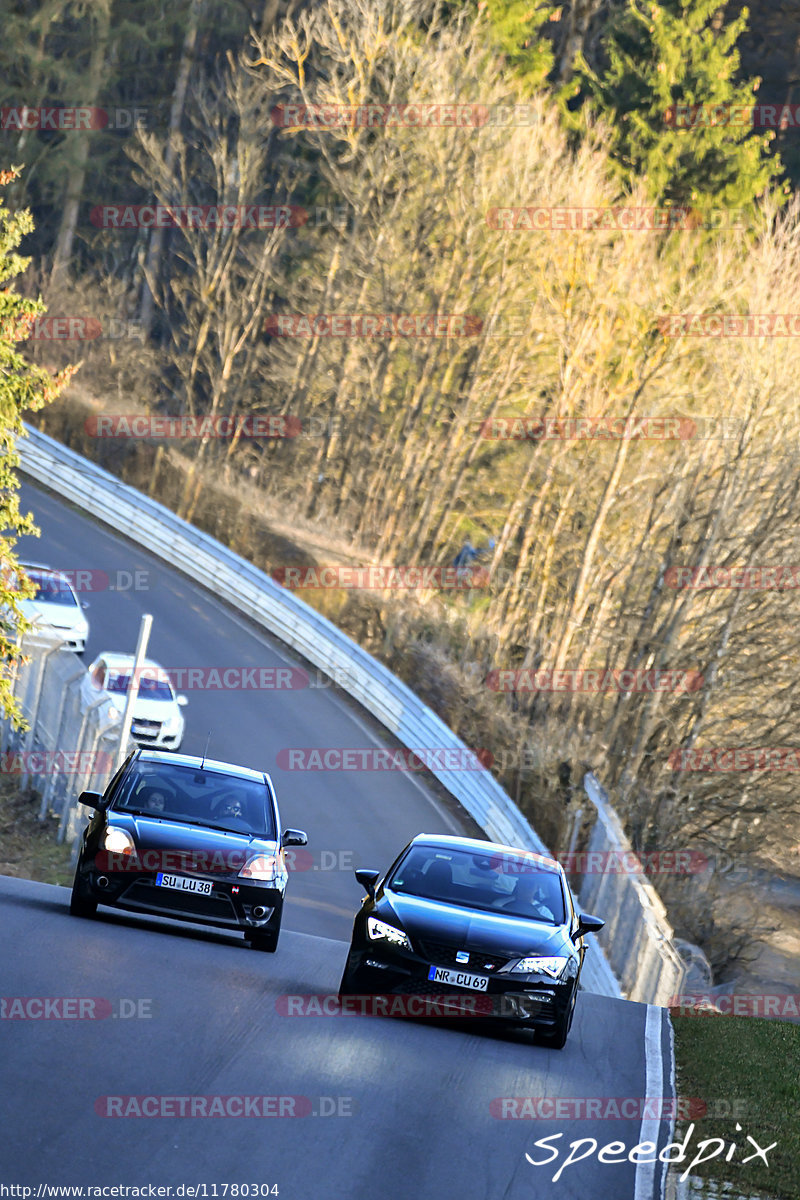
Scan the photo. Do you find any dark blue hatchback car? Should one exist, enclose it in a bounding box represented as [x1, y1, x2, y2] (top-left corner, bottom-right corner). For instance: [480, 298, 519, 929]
[70, 748, 307, 952]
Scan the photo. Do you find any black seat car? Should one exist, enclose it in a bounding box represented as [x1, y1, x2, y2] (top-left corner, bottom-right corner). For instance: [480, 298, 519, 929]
[339, 833, 604, 1047]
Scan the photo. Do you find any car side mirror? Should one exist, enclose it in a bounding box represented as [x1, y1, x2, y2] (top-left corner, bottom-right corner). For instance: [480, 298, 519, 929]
[78, 790, 105, 810]
[176, 695, 188, 707]
[81, 601, 90, 610]
[281, 829, 308, 847]
[577, 913, 604, 937]
[355, 868, 380, 896]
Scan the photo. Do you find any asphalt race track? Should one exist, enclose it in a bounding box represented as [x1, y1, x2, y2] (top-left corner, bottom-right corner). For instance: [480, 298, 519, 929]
[0, 481, 677, 1199]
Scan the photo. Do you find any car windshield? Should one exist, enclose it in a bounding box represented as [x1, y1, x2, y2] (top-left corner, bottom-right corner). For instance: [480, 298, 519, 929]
[106, 671, 174, 701]
[389, 846, 566, 923]
[28, 572, 78, 608]
[112, 761, 276, 837]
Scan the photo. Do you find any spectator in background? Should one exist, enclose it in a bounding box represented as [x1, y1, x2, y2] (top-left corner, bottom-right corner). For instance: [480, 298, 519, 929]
[452, 536, 496, 575]
[452, 539, 478, 568]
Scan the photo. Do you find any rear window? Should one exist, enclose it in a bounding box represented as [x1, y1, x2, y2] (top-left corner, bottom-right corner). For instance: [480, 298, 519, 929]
[113, 761, 276, 838]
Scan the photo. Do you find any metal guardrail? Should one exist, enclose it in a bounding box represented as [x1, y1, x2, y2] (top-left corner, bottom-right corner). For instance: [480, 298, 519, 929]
[579, 773, 687, 1005]
[17, 423, 624, 996]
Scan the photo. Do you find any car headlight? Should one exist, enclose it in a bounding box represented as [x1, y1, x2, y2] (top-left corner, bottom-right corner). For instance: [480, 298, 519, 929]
[511, 956, 568, 978]
[239, 853, 283, 882]
[367, 917, 411, 949]
[162, 712, 181, 734]
[102, 827, 136, 857]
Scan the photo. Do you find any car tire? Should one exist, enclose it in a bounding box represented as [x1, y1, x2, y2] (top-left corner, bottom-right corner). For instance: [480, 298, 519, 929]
[248, 925, 280, 953]
[538, 991, 575, 1050]
[70, 871, 97, 918]
[337, 954, 359, 996]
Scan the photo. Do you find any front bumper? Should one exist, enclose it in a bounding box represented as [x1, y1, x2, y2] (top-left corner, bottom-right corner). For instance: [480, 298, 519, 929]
[77, 861, 283, 932]
[56, 633, 85, 653]
[130, 725, 183, 750]
[342, 945, 576, 1030]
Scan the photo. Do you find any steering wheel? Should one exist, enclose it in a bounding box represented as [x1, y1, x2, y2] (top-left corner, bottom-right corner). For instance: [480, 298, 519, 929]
[495, 894, 553, 919]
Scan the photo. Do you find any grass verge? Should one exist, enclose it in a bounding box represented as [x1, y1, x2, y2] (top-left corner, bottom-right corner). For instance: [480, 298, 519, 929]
[0, 778, 73, 886]
[672, 1011, 800, 1199]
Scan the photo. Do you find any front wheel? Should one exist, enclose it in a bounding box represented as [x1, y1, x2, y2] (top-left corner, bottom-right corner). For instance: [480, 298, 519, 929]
[70, 871, 97, 918]
[538, 991, 576, 1050]
[338, 951, 360, 996]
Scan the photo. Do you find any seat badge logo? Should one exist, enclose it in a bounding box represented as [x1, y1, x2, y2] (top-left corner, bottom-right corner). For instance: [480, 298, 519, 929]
[456, 951, 469, 964]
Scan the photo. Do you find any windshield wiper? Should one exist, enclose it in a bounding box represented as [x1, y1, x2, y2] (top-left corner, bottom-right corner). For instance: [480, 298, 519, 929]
[189, 820, 265, 835]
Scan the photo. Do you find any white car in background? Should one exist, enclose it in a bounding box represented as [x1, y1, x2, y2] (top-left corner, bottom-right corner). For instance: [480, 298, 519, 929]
[88, 653, 188, 751]
[18, 563, 89, 653]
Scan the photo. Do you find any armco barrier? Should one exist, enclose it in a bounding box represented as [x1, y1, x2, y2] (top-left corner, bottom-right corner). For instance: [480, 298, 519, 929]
[15, 425, 629, 995]
[576, 773, 686, 1005]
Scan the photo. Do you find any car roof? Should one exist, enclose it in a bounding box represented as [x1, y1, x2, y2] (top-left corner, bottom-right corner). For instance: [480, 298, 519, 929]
[135, 749, 268, 785]
[408, 833, 564, 876]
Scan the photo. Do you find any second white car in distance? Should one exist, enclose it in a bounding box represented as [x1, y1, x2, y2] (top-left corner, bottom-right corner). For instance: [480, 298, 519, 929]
[88, 652, 188, 751]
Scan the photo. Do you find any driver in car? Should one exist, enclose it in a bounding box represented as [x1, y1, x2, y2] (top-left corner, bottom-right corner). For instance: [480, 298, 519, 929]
[499, 871, 556, 920]
[145, 789, 168, 814]
[219, 796, 244, 819]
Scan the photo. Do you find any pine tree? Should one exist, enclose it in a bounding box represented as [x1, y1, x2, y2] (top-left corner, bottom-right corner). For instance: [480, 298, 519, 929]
[480, 0, 559, 92]
[564, 0, 783, 210]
